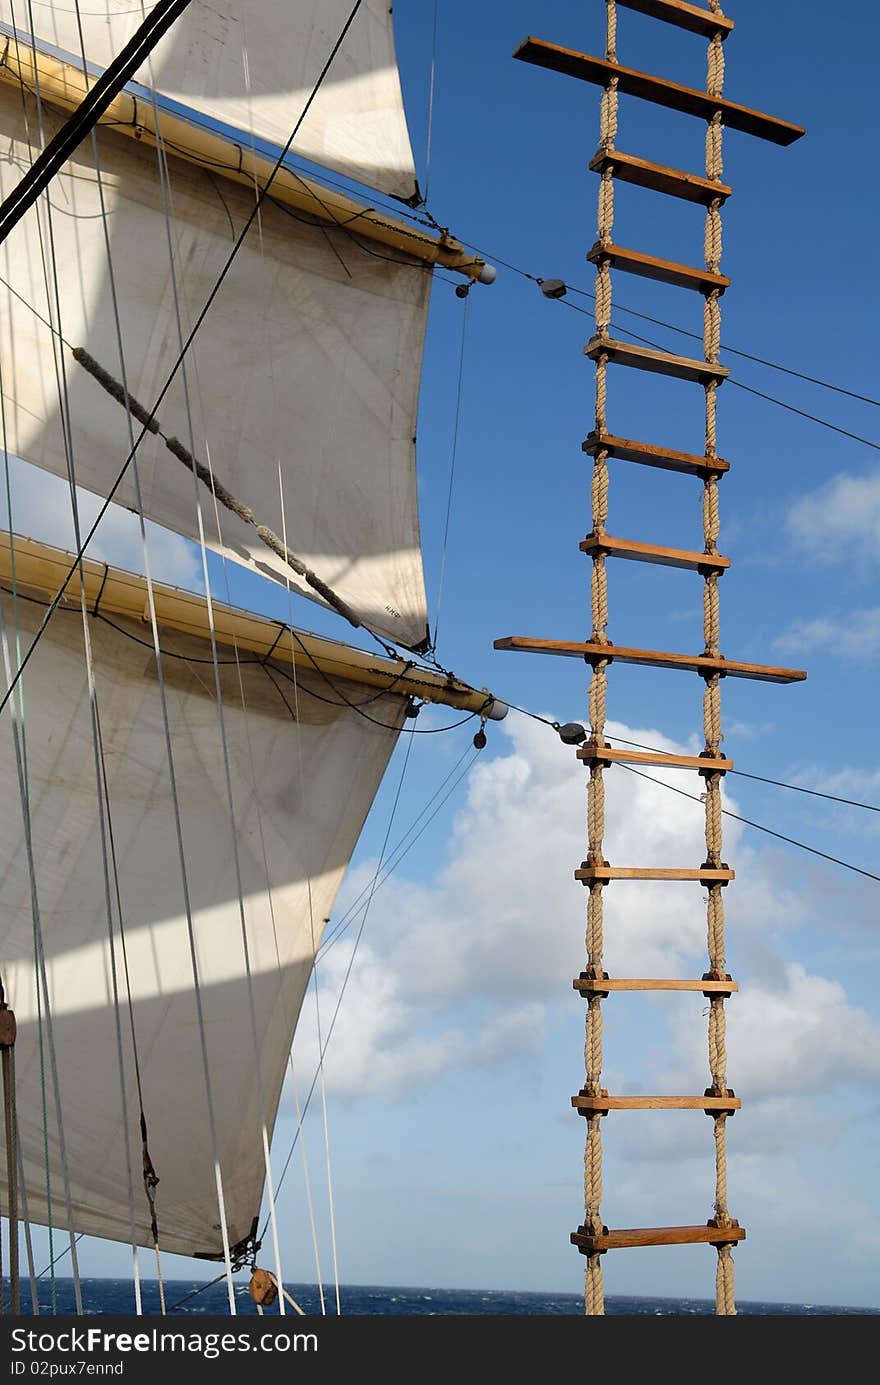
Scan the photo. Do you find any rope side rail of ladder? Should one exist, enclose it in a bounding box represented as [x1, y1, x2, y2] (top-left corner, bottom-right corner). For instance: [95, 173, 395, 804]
[501, 0, 806, 1317]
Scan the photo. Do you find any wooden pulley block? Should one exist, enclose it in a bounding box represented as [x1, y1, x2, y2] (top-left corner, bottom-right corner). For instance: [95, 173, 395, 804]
[0, 1007, 16, 1049]
[249, 1267, 278, 1306]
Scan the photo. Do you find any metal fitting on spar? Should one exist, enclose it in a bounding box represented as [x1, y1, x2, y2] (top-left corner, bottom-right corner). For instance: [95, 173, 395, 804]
[456, 261, 497, 296]
[483, 695, 508, 721]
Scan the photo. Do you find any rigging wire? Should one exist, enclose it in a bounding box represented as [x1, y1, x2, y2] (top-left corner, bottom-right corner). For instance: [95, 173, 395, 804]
[456, 236, 880, 414]
[502, 703, 880, 863]
[165, 1272, 228, 1315]
[0, 587, 493, 738]
[146, 68, 288, 1303]
[618, 764, 880, 885]
[265, 726, 422, 1213]
[66, 0, 161, 1311]
[574, 727, 880, 815]
[275, 468, 343, 1319]
[170, 736, 474, 1317]
[491, 703, 880, 880]
[318, 739, 475, 958]
[196, 457, 329, 1306]
[8, 4, 88, 1310]
[0, 0, 201, 242]
[497, 702, 880, 817]
[7, 581, 878, 819]
[9, 0, 879, 1319]
[266, 741, 481, 1216]
[563, 285, 880, 411]
[423, 0, 439, 204]
[35, 1231, 84, 1281]
[433, 291, 469, 650]
[8, 583, 879, 818]
[553, 296, 880, 455]
[0, 0, 370, 725]
[267, 634, 490, 733]
[1, 314, 47, 1315]
[16, 1139, 40, 1312]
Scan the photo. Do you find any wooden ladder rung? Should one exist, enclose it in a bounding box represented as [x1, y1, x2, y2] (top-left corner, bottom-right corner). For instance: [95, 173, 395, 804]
[574, 976, 738, 994]
[572, 1093, 741, 1113]
[588, 240, 730, 295]
[574, 865, 735, 884]
[584, 431, 730, 478]
[586, 336, 729, 386]
[576, 743, 732, 771]
[612, 1, 735, 40]
[572, 1222, 745, 1254]
[590, 149, 732, 206]
[580, 533, 730, 573]
[493, 635, 808, 684]
[514, 40, 805, 146]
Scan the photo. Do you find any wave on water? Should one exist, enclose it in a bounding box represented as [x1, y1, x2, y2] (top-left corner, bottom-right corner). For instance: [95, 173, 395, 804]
[18, 1280, 877, 1317]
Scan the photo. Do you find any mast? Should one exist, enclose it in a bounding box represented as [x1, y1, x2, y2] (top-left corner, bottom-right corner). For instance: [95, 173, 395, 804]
[499, 0, 806, 1315]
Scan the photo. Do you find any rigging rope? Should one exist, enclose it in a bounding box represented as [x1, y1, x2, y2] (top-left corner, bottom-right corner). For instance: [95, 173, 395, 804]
[578, 2, 738, 1315]
[0, 599, 82, 1315]
[699, 21, 737, 1313]
[0, 0, 369, 724]
[423, 0, 439, 203]
[620, 764, 880, 885]
[203, 456, 331, 1313]
[265, 722, 453, 1223]
[16, 1137, 40, 1312]
[69, 346, 363, 632]
[0, 0, 199, 242]
[2, 345, 45, 1317]
[146, 83, 288, 1304]
[275, 470, 344, 1317]
[57, 2, 159, 1307]
[579, 1, 620, 1316]
[7, 13, 87, 1308]
[432, 290, 469, 650]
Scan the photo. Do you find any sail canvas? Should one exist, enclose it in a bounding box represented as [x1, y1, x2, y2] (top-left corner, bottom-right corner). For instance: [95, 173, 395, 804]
[0, 587, 407, 1256]
[0, 80, 432, 649]
[0, 0, 418, 198]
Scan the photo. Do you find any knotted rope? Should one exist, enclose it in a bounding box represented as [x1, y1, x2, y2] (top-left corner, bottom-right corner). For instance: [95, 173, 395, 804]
[702, 18, 737, 1317]
[581, 0, 622, 1321]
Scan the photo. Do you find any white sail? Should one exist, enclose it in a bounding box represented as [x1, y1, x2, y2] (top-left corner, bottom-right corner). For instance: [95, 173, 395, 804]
[0, 584, 406, 1257]
[0, 1, 419, 199]
[0, 81, 433, 650]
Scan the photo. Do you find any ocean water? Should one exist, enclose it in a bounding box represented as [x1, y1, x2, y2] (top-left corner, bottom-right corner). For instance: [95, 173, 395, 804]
[16, 1280, 876, 1316]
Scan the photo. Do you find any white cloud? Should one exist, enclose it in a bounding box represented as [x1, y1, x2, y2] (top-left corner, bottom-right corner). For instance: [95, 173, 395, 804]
[281, 716, 880, 1301]
[293, 938, 545, 1099]
[786, 466, 880, 560]
[664, 961, 880, 1100]
[336, 715, 720, 1003]
[775, 608, 880, 660]
[294, 714, 875, 1122]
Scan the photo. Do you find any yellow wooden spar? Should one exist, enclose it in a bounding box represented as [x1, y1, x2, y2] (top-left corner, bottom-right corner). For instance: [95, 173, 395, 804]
[0, 37, 494, 283]
[0, 533, 508, 720]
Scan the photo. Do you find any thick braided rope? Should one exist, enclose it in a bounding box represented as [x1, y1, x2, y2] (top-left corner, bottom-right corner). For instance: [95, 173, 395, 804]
[596, 1, 617, 330]
[704, 21, 736, 1316]
[581, 0, 620, 1319]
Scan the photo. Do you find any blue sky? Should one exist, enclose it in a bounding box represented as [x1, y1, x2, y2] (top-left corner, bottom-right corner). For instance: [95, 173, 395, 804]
[5, 0, 880, 1311]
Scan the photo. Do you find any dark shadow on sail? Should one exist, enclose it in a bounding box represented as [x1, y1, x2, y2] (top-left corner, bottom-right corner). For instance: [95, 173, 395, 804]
[0, 586, 405, 1255]
[9, 965, 316, 1258]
